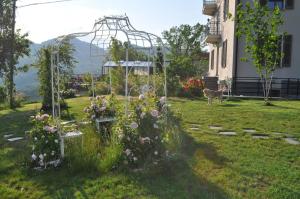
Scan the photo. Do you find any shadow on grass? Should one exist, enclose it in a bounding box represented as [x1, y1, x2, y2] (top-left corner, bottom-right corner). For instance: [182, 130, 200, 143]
[0, 108, 231, 199]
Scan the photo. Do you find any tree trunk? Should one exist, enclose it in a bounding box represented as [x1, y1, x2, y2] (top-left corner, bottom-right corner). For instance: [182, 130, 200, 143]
[8, 0, 16, 108]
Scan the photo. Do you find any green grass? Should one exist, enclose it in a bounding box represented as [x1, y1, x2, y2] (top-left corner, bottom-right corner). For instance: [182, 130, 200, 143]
[0, 97, 300, 199]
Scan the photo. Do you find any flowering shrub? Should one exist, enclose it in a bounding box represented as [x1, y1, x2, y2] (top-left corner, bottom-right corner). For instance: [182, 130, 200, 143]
[84, 94, 117, 135]
[113, 92, 172, 168]
[60, 89, 76, 99]
[182, 78, 205, 97]
[29, 114, 61, 168]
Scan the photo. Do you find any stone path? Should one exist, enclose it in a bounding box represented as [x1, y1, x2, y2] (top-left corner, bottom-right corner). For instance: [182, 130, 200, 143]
[7, 137, 24, 142]
[219, 132, 237, 136]
[209, 126, 223, 130]
[285, 138, 300, 145]
[252, 134, 269, 139]
[4, 134, 14, 138]
[243, 129, 256, 133]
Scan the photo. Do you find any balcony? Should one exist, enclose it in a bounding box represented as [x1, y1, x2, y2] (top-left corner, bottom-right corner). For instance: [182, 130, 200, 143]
[203, 0, 218, 16]
[204, 20, 221, 44]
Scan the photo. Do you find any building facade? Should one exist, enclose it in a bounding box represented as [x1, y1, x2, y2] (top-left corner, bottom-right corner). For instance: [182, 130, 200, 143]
[203, 0, 300, 97]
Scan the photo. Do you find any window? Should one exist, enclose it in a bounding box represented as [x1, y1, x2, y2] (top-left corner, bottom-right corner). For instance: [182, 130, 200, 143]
[222, 40, 227, 68]
[282, 35, 292, 67]
[211, 50, 215, 70]
[260, 0, 294, 10]
[223, 0, 229, 21]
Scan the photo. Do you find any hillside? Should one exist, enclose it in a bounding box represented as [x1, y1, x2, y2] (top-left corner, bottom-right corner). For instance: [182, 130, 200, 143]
[14, 38, 105, 100]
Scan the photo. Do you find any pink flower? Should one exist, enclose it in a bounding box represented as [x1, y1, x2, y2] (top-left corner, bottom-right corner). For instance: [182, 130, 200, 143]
[124, 149, 131, 156]
[130, 122, 138, 129]
[159, 97, 166, 105]
[151, 110, 159, 118]
[139, 94, 145, 100]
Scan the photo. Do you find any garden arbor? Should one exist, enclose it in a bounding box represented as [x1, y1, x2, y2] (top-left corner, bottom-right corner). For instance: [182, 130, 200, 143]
[50, 15, 167, 145]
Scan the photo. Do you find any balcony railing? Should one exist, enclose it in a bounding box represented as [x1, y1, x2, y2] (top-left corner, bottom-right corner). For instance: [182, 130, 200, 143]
[204, 20, 221, 44]
[203, 0, 218, 16]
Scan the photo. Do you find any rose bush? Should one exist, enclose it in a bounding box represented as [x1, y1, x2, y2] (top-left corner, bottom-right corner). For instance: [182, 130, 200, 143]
[181, 78, 205, 98]
[29, 114, 61, 168]
[113, 92, 175, 168]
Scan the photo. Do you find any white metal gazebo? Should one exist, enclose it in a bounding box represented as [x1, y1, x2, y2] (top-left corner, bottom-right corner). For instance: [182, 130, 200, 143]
[49, 15, 168, 157]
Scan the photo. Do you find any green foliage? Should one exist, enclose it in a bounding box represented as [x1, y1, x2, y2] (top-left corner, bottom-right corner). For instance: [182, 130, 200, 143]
[36, 40, 76, 110]
[163, 24, 208, 95]
[29, 114, 61, 168]
[0, 86, 6, 103]
[235, 1, 284, 103]
[112, 93, 181, 168]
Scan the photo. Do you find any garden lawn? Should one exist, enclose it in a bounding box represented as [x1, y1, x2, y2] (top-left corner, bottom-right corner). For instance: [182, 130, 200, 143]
[0, 97, 300, 199]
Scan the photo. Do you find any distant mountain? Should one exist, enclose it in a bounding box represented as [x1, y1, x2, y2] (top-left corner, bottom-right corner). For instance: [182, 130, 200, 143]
[14, 38, 105, 100]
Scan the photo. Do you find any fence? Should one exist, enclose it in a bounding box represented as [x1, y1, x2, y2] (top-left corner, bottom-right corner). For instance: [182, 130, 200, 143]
[232, 77, 300, 99]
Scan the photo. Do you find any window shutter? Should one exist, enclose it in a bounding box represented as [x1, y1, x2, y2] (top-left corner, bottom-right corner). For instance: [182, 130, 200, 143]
[211, 50, 215, 70]
[285, 0, 294, 9]
[222, 40, 227, 68]
[260, 0, 267, 6]
[283, 35, 292, 67]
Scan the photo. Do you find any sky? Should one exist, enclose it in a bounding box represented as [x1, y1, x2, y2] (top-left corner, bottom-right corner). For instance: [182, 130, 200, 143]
[16, 0, 207, 44]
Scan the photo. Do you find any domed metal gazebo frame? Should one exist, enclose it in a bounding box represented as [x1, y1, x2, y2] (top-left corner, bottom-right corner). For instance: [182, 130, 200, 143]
[50, 15, 168, 157]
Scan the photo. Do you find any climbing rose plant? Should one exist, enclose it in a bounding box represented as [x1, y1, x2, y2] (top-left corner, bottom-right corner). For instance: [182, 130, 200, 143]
[113, 92, 173, 168]
[29, 114, 61, 168]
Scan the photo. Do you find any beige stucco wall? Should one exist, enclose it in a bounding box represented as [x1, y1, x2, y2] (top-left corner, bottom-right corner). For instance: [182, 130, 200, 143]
[207, 0, 237, 80]
[208, 0, 300, 80]
[237, 0, 300, 79]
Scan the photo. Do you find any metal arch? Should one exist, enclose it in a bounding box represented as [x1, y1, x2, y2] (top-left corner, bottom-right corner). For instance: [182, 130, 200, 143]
[51, 15, 168, 121]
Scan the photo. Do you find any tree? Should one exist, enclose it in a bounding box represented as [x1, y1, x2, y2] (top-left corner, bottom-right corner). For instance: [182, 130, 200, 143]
[0, 0, 31, 108]
[36, 39, 76, 110]
[162, 23, 208, 95]
[235, 1, 284, 104]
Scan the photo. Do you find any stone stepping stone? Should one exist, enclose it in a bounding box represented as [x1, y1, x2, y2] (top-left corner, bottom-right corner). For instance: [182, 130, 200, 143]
[4, 134, 14, 138]
[209, 126, 223, 130]
[219, 132, 237, 136]
[189, 127, 200, 131]
[285, 138, 300, 145]
[7, 137, 24, 142]
[243, 129, 256, 133]
[252, 134, 269, 139]
[61, 120, 76, 125]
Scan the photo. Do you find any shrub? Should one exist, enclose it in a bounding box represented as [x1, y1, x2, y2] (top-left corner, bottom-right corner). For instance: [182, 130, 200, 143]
[89, 82, 111, 96]
[0, 86, 6, 103]
[181, 78, 205, 98]
[112, 92, 180, 168]
[60, 89, 76, 99]
[29, 114, 61, 169]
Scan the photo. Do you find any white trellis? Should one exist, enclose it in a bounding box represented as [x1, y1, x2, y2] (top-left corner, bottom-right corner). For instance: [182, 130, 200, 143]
[50, 15, 168, 156]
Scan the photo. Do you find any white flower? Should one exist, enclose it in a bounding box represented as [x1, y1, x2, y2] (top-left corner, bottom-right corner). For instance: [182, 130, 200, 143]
[142, 137, 151, 144]
[127, 137, 131, 141]
[39, 154, 44, 160]
[41, 135, 45, 139]
[54, 139, 59, 144]
[125, 149, 131, 156]
[153, 124, 159, 129]
[151, 110, 159, 118]
[130, 122, 138, 129]
[35, 115, 43, 121]
[45, 140, 48, 144]
[118, 134, 124, 139]
[160, 97, 166, 105]
[155, 136, 159, 140]
[41, 114, 50, 120]
[154, 151, 158, 155]
[31, 154, 37, 161]
[133, 157, 138, 161]
[39, 160, 44, 166]
[140, 112, 146, 119]
[51, 151, 55, 156]
[34, 137, 38, 141]
[44, 153, 47, 157]
[100, 106, 106, 112]
[138, 94, 145, 100]
[96, 95, 101, 100]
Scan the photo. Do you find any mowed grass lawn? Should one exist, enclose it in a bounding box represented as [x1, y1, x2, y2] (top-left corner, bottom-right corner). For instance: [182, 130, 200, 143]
[0, 97, 300, 199]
